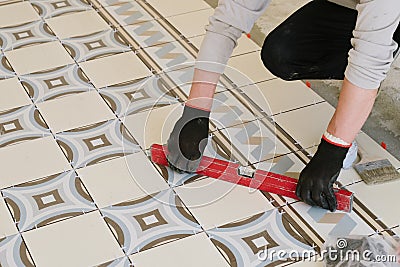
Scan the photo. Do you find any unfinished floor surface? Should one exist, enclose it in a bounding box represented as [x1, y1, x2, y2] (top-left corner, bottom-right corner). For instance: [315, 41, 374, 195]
[0, 0, 399, 266]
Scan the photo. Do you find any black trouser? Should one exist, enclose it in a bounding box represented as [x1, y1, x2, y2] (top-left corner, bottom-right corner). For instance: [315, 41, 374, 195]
[261, 0, 400, 81]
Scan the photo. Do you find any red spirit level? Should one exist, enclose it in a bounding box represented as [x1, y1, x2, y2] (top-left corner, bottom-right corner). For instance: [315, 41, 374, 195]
[150, 144, 353, 212]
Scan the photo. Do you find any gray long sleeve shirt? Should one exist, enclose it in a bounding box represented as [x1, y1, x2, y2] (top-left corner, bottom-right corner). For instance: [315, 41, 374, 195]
[196, 0, 400, 89]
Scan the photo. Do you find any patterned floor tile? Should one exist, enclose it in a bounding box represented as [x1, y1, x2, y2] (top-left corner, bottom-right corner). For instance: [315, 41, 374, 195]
[288, 201, 375, 239]
[20, 64, 94, 103]
[101, 188, 202, 254]
[99, 75, 179, 118]
[144, 41, 194, 70]
[96, 256, 131, 267]
[97, 0, 136, 7]
[3, 170, 96, 231]
[166, 8, 213, 39]
[5, 41, 75, 75]
[145, 0, 211, 18]
[129, 233, 230, 267]
[0, 197, 18, 239]
[0, 105, 51, 148]
[77, 152, 169, 208]
[207, 209, 316, 266]
[174, 178, 275, 230]
[0, 2, 40, 28]
[79, 51, 151, 88]
[103, 2, 154, 27]
[0, 234, 35, 267]
[123, 20, 175, 49]
[23, 211, 125, 267]
[217, 119, 291, 165]
[0, 20, 56, 51]
[56, 119, 140, 168]
[31, 0, 92, 19]
[37, 91, 115, 133]
[45, 9, 111, 39]
[0, 77, 32, 113]
[0, 52, 16, 79]
[0, 136, 71, 189]
[62, 29, 131, 62]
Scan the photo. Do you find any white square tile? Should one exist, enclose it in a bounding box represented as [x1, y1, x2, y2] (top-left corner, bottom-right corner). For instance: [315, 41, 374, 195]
[79, 52, 151, 88]
[77, 152, 169, 208]
[23, 211, 125, 267]
[240, 79, 324, 115]
[274, 102, 335, 149]
[0, 198, 18, 238]
[0, 136, 71, 189]
[0, 77, 31, 112]
[145, 0, 211, 17]
[226, 51, 275, 87]
[123, 103, 183, 149]
[4, 42, 74, 75]
[190, 34, 261, 57]
[36, 91, 115, 133]
[347, 179, 400, 229]
[0, 2, 40, 28]
[167, 8, 213, 38]
[174, 178, 274, 230]
[129, 233, 229, 267]
[46, 10, 110, 39]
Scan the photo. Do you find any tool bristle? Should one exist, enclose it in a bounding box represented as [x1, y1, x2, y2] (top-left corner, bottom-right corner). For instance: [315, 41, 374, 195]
[354, 159, 400, 185]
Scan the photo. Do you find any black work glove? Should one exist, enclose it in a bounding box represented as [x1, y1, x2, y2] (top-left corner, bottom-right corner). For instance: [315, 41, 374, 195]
[166, 105, 210, 173]
[296, 138, 349, 212]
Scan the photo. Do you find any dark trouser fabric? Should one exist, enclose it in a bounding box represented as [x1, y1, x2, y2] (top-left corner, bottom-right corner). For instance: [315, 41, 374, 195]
[261, 0, 400, 81]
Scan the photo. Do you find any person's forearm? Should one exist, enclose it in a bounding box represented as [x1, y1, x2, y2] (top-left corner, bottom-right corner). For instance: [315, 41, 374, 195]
[326, 78, 378, 143]
[186, 69, 221, 111]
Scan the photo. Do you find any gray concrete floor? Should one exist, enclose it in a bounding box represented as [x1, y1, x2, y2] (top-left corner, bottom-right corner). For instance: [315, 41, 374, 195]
[206, 0, 400, 160]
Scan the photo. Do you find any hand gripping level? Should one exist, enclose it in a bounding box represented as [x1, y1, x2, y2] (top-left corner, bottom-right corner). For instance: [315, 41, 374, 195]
[150, 144, 354, 212]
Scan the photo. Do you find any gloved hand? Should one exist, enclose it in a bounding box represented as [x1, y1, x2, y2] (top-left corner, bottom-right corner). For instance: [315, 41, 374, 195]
[296, 138, 350, 212]
[166, 105, 210, 173]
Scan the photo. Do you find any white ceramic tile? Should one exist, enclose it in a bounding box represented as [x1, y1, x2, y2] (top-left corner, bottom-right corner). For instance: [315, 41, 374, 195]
[5, 41, 74, 75]
[0, 198, 18, 238]
[129, 233, 229, 267]
[46, 10, 111, 39]
[0, 136, 71, 189]
[167, 8, 213, 38]
[240, 79, 324, 115]
[0, 2, 40, 28]
[0, 77, 31, 112]
[23, 211, 125, 267]
[347, 179, 400, 229]
[77, 152, 169, 208]
[174, 178, 274, 230]
[190, 34, 261, 57]
[123, 103, 182, 149]
[79, 52, 151, 88]
[226, 51, 275, 87]
[274, 102, 335, 149]
[37, 91, 115, 133]
[145, 0, 211, 17]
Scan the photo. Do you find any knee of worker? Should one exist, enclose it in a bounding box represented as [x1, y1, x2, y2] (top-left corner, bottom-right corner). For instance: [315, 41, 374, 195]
[261, 30, 298, 81]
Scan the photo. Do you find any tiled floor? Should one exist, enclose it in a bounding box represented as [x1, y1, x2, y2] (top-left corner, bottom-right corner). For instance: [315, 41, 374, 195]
[0, 0, 399, 266]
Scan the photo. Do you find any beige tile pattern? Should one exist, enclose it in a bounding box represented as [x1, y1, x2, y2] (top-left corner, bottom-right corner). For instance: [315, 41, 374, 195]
[5, 42, 74, 75]
[45, 10, 111, 39]
[23, 211, 125, 267]
[36, 91, 115, 133]
[0, 198, 18, 238]
[0, 77, 32, 112]
[79, 52, 151, 88]
[130, 233, 229, 267]
[145, 0, 211, 17]
[167, 8, 214, 38]
[77, 152, 169, 208]
[0, 2, 40, 28]
[174, 178, 275, 230]
[0, 136, 71, 189]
